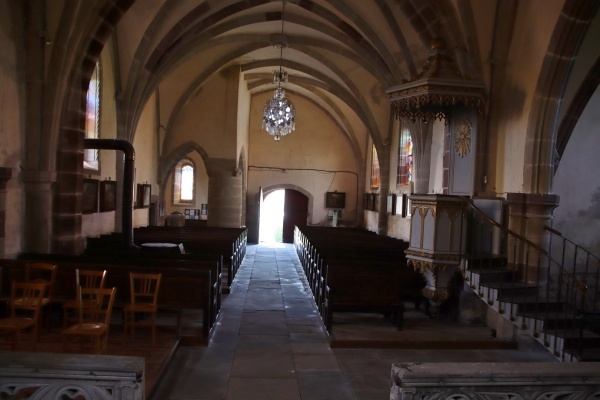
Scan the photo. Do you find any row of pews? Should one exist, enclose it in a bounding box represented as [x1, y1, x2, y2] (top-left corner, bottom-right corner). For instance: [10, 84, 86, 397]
[1, 226, 247, 345]
[294, 226, 426, 334]
[132, 226, 247, 291]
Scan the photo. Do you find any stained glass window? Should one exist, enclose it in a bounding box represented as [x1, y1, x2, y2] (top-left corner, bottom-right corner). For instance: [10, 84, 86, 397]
[84, 63, 100, 171]
[397, 128, 413, 186]
[174, 159, 195, 204]
[370, 144, 380, 190]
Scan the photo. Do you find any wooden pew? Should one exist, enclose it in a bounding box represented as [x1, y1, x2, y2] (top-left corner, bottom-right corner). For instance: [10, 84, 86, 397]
[322, 260, 425, 332]
[294, 226, 426, 333]
[0, 258, 216, 344]
[131, 226, 247, 289]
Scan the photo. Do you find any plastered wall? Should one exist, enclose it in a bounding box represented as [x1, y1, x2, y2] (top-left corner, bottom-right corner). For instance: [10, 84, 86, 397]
[247, 90, 360, 229]
[552, 86, 600, 255]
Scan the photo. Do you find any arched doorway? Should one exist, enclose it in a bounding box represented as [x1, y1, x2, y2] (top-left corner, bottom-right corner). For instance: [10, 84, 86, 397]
[259, 189, 309, 243]
[259, 190, 284, 243]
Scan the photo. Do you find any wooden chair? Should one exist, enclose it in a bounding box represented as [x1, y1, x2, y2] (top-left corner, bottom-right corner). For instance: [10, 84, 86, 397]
[24, 262, 57, 330]
[62, 286, 116, 354]
[124, 273, 162, 344]
[62, 269, 107, 328]
[0, 281, 47, 350]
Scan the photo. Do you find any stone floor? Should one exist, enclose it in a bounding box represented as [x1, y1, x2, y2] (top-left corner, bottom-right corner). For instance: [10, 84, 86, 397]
[151, 243, 557, 400]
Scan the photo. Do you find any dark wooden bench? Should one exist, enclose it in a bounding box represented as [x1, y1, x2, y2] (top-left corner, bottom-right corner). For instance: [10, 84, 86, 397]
[322, 260, 425, 332]
[294, 226, 426, 333]
[131, 226, 247, 289]
[0, 258, 216, 345]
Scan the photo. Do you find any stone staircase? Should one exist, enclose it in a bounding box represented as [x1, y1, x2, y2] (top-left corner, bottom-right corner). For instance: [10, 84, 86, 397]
[458, 200, 600, 362]
[462, 262, 600, 361]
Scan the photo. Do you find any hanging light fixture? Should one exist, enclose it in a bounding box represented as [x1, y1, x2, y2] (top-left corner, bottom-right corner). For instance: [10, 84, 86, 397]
[262, 0, 296, 142]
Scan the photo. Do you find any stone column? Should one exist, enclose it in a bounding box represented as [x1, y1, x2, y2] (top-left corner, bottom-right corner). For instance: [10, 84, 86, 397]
[0, 168, 13, 258]
[206, 158, 242, 228]
[506, 192, 560, 284]
[22, 170, 56, 253]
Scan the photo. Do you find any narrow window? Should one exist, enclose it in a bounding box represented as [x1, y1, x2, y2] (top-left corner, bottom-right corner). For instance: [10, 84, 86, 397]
[397, 127, 413, 186]
[370, 144, 380, 191]
[173, 159, 195, 204]
[84, 63, 100, 172]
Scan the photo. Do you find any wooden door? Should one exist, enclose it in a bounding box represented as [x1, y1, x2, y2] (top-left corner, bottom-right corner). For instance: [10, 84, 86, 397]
[282, 189, 308, 243]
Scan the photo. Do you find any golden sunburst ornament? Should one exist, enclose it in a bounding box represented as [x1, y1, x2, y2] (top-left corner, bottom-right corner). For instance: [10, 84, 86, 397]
[454, 120, 472, 157]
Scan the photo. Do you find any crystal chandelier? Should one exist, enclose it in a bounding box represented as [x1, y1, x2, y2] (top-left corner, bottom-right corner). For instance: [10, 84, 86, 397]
[262, 1, 296, 142]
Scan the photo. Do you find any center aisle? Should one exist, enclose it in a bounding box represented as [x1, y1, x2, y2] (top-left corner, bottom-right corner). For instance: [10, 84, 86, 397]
[153, 242, 355, 400]
[151, 243, 557, 400]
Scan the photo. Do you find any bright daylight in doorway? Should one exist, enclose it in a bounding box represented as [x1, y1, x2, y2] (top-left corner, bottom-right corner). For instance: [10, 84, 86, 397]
[259, 190, 285, 243]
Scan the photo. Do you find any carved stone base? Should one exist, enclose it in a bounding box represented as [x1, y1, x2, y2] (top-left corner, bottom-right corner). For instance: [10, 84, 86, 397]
[0, 351, 144, 400]
[391, 362, 600, 400]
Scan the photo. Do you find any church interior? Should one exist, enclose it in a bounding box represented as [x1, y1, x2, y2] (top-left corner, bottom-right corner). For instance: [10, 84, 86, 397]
[1, 0, 599, 398]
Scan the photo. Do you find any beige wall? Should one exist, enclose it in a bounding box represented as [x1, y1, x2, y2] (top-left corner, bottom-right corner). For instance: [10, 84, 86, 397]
[164, 71, 239, 160]
[247, 90, 359, 228]
[553, 86, 600, 255]
[132, 91, 160, 228]
[494, 0, 563, 194]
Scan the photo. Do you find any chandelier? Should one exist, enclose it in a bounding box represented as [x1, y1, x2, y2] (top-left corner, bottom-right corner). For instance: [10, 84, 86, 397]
[262, 1, 296, 142]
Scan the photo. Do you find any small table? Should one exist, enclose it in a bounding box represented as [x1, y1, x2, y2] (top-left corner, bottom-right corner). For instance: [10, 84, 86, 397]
[140, 242, 183, 254]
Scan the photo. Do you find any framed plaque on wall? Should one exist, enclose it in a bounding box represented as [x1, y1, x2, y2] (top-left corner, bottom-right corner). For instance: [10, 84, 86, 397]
[325, 192, 346, 209]
[136, 184, 151, 208]
[83, 178, 99, 214]
[99, 180, 116, 212]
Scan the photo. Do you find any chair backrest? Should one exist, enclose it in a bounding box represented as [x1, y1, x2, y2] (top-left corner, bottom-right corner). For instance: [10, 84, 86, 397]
[129, 273, 162, 306]
[10, 281, 47, 319]
[79, 269, 107, 290]
[25, 263, 57, 298]
[77, 287, 117, 326]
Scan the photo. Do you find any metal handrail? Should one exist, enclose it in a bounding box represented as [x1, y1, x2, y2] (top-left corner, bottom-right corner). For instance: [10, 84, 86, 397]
[459, 197, 599, 361]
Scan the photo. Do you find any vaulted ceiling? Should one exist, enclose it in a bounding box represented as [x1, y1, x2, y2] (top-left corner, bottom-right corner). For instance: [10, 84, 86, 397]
[111, 0, 482, 149]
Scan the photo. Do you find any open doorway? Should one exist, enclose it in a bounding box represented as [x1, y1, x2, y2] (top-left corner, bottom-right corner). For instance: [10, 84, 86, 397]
[259, 190, 284, 243]
[259, 189, 309, 243]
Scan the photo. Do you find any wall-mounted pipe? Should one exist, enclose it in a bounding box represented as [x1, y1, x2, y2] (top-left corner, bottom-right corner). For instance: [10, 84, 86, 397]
[84, 138, 136, 250]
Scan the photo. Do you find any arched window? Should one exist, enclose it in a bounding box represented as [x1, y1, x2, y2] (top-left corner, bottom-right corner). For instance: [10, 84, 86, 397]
[84, 62, 100, 172]
[397, 127, 413, 186]
[370, 144, 380, 190]
[173, 159, 195, 204]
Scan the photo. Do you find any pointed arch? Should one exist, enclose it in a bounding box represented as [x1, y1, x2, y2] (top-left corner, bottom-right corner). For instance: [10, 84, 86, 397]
[160, 141, 210, 195]
[524, 0, 599, 193]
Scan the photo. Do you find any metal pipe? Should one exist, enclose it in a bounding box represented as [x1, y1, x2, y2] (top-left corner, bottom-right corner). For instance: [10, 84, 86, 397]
[84, 138, 136, 250]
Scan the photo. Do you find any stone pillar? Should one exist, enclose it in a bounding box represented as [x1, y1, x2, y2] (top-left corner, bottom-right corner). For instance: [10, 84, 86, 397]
[22, 170, 56, 253]
[506, 192, 560, 284]
[0, 168, 13, 258]
[206, 158, 242, 228]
